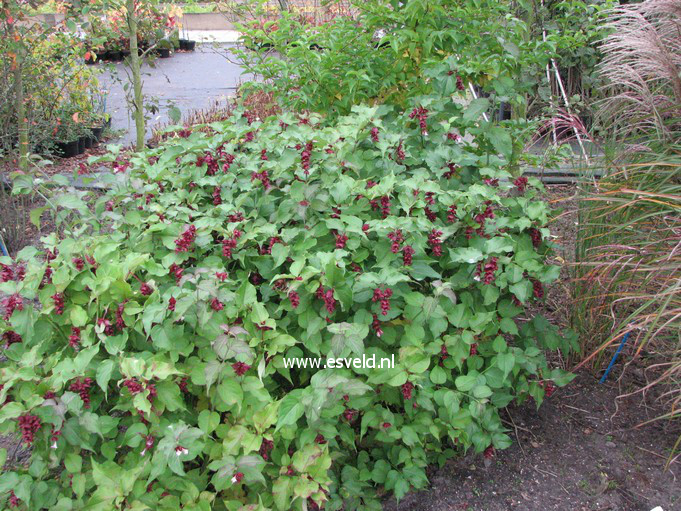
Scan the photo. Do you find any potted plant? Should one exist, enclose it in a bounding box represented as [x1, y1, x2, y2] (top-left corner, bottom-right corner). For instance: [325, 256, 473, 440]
[52, 116, 80, 158]
[156, 38, 172, 58]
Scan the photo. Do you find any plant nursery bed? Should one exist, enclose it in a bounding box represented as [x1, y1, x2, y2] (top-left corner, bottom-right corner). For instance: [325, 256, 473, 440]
[383, 371, 681, 511]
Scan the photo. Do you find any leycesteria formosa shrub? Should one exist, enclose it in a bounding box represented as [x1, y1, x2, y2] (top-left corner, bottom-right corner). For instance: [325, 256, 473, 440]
[0, 88, 576, 510]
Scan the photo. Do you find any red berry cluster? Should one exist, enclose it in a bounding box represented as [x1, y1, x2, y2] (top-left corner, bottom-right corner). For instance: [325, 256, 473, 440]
[513, 176, 528, 193]
[251, 169, 271, 190]
[232, 361, 251, 376]
[222, 153, 235, 173]
[425, 206, 437, 222]
[175, 225, 197, 253]
[69, 327, 81, 349]
[470, 343, 478, 356]
[222, 230, 242, 258]
[116, 302, 127, 330]
[8, 491, 19, 507]
[52, 292, 65, 315]
[447, 131, 462, 142]
[370, 127, 379, 143]
[372, 288, 393, 316]
[301, 141, 313, 172]
[484, 445, 495, 459]
[427, 229, 443, 257]
[244, 131, 255, 143]
[260, 149, 268, 161]
[168, 297, 176, 311]
[69, 377, 93, 408]
[409, 106, 429, 135]
[2, 293, 23, 320]
[532, 279, 544, 299]
[18, 414, 41, 445]
[334, 232, 348, 249]
[371, 313, 383, 337]
[315, 285, 336, 314]
[388, 229, 404, 253]
[456, 75, 465, 91]
[401, 381, 414, 400]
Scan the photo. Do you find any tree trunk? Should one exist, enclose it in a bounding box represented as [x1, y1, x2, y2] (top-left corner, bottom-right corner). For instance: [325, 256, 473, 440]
[127, 0, 145, 151]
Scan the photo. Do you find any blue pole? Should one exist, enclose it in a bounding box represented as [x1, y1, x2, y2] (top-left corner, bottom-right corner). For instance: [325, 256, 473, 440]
[0, 236, 8, 257]
[599, 331, 631, 384]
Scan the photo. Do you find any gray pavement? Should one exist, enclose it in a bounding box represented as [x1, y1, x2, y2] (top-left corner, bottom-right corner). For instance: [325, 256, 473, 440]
[99, 42, 249, 146]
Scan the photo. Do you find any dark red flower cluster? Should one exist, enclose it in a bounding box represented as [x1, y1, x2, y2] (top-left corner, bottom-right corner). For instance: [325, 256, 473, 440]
[396, 142, 405, 161]
[528, 227, 542, 248]
[175, 225, 196, 253]
[481, 257, 498, 285]
[168, 297, 176, 311]
[232, 361, 250, 376]
[140, 282, 153, 296]
[18, 414, 41, 445]
[212, 186, 222, 205]
[532, 279, 544, 299]
[425, 206, 437, 222]
[105, 200, 115, 212]
[470, 343, 478, 356]
[343, 409, 358, 422]
[456, 75, 465, 91]
[260, 149, 268, 161]
[388, 229, 404, 253]
[300, 141, 314, 173]
[447, 131, 462, 142]
[371, 313, 383, 337]
[211, 298, 224, 311]
[227, 211, 244, 223]
[1, 262, 25, 282]
[222, 153, 235, 173]
[116, 302, 126, 329]
[288, 290, 300, 309]
[8, 491, 19, 507]
[52, 292, 65, 315]
[402, 245, 415, 266]
[259, 236, 282, 256]
[234, 472, 244, 483]
[141, 435, 155, 455]
[259, 438, 274, 460]
[427, 229, 443, 257]
[216, 271, 228, 282]
[69, 377, 93, 408]
[543, 381, 557, 398]
[68, 327, 81, 349]
[2, 331, 21, 347]
[222, 230, 242, 258]
[71, 256, 84, 271]
[483, 178, 499, 187]
[370, 127, 379, 143]
[245, 131, 255, 143]
[444, 162, 459, 179]
[472, 204, 495, 237]
[372, 288, 393, 316]
[401, 381, 414, 400]
[447, 205, 457, 223]
[369, 195, 391, 218]
[177, 377, 189, 393]
[484, 446, 495, 459]
[169, 263, 183, 284]
[315, 285, 336, 314]
[335, 232, 348, 249]
[97, 318, 114, 336]
[409, 106, 429, 135]
[2, 293, 23, 320]
[251, 169, 271, 190]
[122, 378, 145, 395]
[513, 176, 528, 193]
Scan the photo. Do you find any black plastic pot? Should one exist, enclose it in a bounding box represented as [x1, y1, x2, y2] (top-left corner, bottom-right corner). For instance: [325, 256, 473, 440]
[78, 136, 87, 154]
[91, 126, 103, 141]
[157, 48, 171, 58]
[83, 133, 94, 149]
[54, 140, 79, 158]
[121, 50, 131, 58]
[108, 50, 122, 61]
[185, 40, 196, 51]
